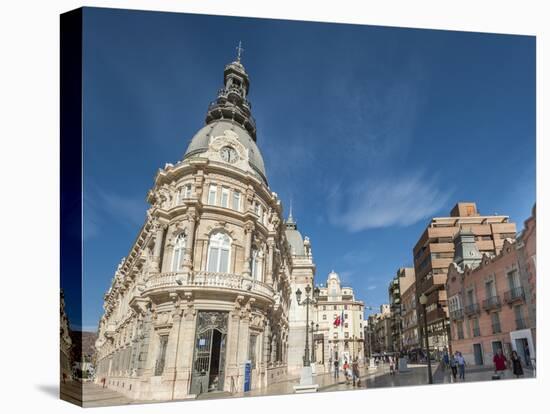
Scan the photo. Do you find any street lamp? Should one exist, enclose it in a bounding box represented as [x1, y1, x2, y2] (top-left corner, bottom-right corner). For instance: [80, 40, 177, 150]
[419, 293, 433, 384]
[294, 284, 321, 393]
[295, 285, 320, 367]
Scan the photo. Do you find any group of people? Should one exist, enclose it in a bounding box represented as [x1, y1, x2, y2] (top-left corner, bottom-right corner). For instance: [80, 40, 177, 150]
[333, 357, 362, 386]
[443, 351, 466, 380]
[442, 349, 525, 381]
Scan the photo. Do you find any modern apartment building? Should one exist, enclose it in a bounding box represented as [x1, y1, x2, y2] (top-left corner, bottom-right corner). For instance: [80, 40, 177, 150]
[413, 202, 517, 353]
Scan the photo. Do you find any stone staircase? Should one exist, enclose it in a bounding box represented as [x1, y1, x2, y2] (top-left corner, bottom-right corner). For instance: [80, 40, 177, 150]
[60, 381, 131, 407]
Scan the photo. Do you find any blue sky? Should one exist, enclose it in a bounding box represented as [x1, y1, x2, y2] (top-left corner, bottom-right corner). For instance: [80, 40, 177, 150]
[78, 7, 535, 330]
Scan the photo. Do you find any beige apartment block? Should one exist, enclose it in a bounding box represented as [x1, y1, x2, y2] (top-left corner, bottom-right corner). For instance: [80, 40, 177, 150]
[388, 267, 415, 352]
[400, 280, 419, 357]
[94, 56, 316, 401]
[413, 202, 517, 354]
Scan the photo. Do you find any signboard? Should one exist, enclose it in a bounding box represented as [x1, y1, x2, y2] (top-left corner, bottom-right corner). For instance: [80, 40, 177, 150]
[243, 360, 251, 392]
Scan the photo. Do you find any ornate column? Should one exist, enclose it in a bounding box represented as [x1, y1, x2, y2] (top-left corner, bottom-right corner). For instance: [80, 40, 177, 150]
[266, 237, 275, 285]
[163, 293, 182, 380]
[243, 221, 254, 277]
[151, 223, 166, 273]
[182, 210, 197, 276]
[173, 292, 197, 399]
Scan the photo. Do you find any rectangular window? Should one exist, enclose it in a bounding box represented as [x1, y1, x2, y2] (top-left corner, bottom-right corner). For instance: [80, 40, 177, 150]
[219, 248, 229, 273]
[472, 318, 480, 337]
[322, 314, 327, 320]
[232, 191, 241, 211]
[456, 321, 464, 339]
[514, 305, 526, 329]
[491, 312, 501, 333]
[221, 187, 229, 208]
[344, 332, 349, 338]
[154, 335, 168, 376]
[207, 247, 219, 272]
[208, 185, 217, 205]
[485, 280, 495, 298]
[248, 335, 257, 369]
[344, 313, 348, 319]
[333, 333, 338, 339]
[507, 269, 519, 289]
[184, 184, 192, 198]
[344, 323, 348, 328]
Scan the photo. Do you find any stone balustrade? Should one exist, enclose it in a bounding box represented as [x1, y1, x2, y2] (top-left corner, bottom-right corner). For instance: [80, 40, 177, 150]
[144, 271, 274, 298]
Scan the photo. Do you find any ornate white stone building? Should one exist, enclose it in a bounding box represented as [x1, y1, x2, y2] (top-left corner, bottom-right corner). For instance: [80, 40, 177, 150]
[93, 52, 316, 401]
[313, 271, 365, 372]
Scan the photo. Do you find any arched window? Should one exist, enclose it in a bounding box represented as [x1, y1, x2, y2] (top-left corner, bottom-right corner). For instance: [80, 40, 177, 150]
[171, 233, 186, 272]
[207, 232, 231, 273]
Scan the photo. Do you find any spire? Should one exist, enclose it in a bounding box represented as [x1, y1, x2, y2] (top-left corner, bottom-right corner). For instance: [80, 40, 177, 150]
[285, 198, 297, 230]
[204, 43, 257, 140]
[236, 41, 244, 63]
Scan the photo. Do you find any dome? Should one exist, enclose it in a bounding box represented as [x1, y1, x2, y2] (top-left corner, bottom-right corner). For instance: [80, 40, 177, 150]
[327, 270, 340, 282]
[182, 120, 267, 183]
[285, 227, 305, 256]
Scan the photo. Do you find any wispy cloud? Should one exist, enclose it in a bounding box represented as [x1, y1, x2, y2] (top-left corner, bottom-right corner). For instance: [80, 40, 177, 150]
[84, 186, 147, 239]
[367, 285, 377, 291]
[326, 58, 427, 165]
[329, 171, 452, 232]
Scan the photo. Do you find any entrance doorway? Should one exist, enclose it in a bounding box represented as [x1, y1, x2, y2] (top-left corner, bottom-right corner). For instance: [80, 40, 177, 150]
[515, 338, 531, 367]
[473, 343, 484, 365]
[190, 311, 228, 395]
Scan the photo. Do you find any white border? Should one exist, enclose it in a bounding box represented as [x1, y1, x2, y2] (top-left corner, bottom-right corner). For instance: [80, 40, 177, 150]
[0, 1, 546, 413]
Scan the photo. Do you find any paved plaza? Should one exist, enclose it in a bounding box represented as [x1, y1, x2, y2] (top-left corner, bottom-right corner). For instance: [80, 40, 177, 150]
[72, 361, 535, 407]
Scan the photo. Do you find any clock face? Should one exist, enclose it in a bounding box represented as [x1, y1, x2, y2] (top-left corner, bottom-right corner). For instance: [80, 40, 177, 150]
[220, 146, 238, 164]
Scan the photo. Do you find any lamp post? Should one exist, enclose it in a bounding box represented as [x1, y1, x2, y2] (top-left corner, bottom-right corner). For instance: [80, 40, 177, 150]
[294, 285, 320, 393]
[419, 293, 433, 384]
[310, 321, 319, 363]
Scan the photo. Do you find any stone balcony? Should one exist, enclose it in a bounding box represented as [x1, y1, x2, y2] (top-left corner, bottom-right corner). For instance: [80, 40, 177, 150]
[450, 308, 464, 320]
[143, 271, 275, 300]
[504, 287, 525, 305]
[464, 303, 481, 316]
[482, 295, 501, 312]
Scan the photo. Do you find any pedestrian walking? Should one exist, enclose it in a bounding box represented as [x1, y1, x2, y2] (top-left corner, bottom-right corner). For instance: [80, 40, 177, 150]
[443, 351, 449, 370]
[389, 356, 395, 375]
[343, 360, 350, 384]
[333, 358, 340, 379]
[352, 357, 360, 386]
[455, 351, 466, 380]
[511, 351, 524, 378]
[493, 348, 507, 379]
[449, 353, 457, 380]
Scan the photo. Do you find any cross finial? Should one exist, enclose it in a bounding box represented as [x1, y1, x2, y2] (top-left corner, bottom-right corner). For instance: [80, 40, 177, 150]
[236, 41, 244, 62]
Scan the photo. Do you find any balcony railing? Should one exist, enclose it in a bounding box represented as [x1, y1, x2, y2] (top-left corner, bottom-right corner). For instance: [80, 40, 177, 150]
[464, 303, 480, 316]
[504, 287, 525, 304]
[450, 309, 464, 320]
[144, 271, 274, 298]
[482, 296, 501, 311]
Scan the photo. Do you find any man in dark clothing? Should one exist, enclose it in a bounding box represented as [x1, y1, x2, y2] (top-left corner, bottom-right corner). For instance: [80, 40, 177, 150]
[334, 359, 340, 379]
